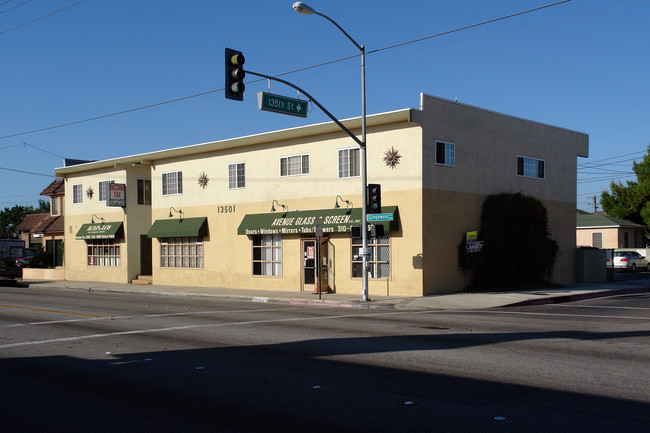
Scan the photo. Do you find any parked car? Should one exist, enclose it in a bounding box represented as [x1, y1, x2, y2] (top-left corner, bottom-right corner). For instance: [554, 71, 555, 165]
[607, 250, 650, 272]
[14, 249, 36, 268]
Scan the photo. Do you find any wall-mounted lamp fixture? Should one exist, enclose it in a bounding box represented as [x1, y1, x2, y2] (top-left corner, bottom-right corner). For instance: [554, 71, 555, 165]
[169, 207, 183, 218]
[91, 214, 104, 224]
[270, 200, 288, 212]
[334, 195, 352, 209]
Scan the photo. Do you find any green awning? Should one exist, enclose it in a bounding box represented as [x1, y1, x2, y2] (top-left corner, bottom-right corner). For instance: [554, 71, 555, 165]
[237, 206, 398, 235]
[147, 217, 208, 238]
[76, 221, 124, 240]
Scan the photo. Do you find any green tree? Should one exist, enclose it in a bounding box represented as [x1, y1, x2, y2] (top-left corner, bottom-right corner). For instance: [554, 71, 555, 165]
[458, 193, 558, 291]
[0, 203, 46, 239]
[601, 145, 650, 227]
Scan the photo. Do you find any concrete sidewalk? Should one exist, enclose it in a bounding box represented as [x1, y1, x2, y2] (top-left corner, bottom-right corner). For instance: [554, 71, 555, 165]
[19, 277, 650, 310]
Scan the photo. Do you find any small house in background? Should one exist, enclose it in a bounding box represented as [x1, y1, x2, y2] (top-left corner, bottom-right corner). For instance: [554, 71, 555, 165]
[16, 212, 48, 249]
[33, 178, 65, 268]
[576, 210, 647, 249]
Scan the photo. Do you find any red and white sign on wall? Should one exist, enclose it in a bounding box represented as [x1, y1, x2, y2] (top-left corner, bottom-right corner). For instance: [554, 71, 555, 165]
[108, 183, 126, 207]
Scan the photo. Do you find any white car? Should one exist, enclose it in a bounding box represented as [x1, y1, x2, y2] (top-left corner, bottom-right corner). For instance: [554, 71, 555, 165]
[607, 251, 650, 272]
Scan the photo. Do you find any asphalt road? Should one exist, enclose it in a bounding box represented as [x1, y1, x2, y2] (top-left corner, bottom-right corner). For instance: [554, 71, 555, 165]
[1, 286, 648, 432]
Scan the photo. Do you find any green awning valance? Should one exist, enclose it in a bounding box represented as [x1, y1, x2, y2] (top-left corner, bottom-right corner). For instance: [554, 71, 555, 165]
[147, 217, 208, 238]
[237, 206, 397, 235]
[76, 222, 124, 240]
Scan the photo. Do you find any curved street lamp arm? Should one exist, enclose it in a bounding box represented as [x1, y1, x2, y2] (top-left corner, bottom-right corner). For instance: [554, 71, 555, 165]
[245, 69, 364, 147]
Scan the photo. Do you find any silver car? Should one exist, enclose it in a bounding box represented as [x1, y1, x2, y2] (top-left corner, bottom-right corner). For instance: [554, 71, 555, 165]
[608, 251, 650, 272]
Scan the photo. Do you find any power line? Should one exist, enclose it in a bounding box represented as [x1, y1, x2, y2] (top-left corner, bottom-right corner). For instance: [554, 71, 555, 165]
[0, 0, 85, 35]
[0, 0, 31, 15]
[0, 166, 55, 177]
[0, 0, 574, 141]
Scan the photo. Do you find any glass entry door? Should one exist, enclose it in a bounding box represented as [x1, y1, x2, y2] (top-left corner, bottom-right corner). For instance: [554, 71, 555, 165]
[302, 239, 316, 292]
[301, 238, 330, 293]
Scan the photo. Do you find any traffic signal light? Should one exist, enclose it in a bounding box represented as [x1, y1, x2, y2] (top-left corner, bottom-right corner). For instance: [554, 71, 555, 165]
[225, 48, 245, 101]
[367, 183, 381, 214]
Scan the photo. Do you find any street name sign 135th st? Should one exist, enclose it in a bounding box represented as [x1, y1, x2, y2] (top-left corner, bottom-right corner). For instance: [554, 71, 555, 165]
[258, 92, 308, 118]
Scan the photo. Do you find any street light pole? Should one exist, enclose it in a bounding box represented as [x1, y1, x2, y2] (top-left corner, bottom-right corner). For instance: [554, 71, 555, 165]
[293, 2, 370, 301]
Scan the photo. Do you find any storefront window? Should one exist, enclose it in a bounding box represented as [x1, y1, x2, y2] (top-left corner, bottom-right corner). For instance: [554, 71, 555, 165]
[352, 233, 390, 279]
[87, 239, 120, 267]
[160, 237, 203, 268]
[252, 234, 282, 276]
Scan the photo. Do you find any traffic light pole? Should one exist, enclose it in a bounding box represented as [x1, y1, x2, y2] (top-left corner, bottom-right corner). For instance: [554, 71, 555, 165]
[244, 67, 370, 301]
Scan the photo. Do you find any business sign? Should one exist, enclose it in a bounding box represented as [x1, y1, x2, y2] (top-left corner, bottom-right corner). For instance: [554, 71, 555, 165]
[466, 240, 484, 253]
[258, 92, 308, 118]
[108, 183, 126, 207]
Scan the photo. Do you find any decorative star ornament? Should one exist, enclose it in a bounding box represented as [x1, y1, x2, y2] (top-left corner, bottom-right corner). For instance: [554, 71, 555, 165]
[198, 171, 209, 189]
[383, 146, 402, 169]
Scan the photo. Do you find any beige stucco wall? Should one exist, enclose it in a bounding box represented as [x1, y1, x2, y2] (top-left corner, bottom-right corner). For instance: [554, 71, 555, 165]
[64, 168, 128, 283]
[577, 227, 645, 249]
[418, 95, 587, 292]
[148, 120, 424, 297]
[56, 97, 588, 296]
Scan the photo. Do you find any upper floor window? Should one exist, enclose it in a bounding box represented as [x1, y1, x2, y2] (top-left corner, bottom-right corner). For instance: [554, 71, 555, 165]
[517, 156, 545, 179]
[137, 179, 151, 205]
[162, 171, 183, 196]
[229, 162, 245, 189]
[51, 196, 60, 215]
[280, 154, 309, 177]
[338, 148, 360, 178]
[72, 184, 83, 204]
[436, 141, 455, 167]
[98, 180, 115, 202]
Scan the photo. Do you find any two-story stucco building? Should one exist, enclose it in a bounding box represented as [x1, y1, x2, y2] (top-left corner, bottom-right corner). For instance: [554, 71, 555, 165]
[54, 94, 589, 297]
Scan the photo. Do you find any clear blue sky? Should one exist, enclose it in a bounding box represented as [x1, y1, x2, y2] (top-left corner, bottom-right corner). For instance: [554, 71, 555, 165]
[1, 0, 648, 213]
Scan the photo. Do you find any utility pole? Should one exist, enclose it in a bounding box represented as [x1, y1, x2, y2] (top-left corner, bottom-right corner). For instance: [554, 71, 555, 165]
[587, 196, 598, 212]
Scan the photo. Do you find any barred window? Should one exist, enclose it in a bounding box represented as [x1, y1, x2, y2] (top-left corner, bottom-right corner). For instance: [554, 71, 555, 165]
[338, 148, 360, 178]
[280, 154, 309, 177]
[87, 239, 120, 267]
[352, 233, 390, 279]
[162, 171, 183, 196]
[98, 180, 115, 202]
[228, 162, 245, 189]
[73, 184, 83, 204]
[252, 234, 282, 276]
[160, 237, 203, 268]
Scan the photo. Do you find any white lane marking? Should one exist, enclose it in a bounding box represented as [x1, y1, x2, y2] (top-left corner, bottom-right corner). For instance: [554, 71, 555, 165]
[0, 310, 403, 350]
[0, 307, 296, 329]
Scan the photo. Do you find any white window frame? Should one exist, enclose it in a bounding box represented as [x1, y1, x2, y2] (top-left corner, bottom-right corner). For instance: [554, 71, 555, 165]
[162, 171, 183, 196]
[137, 178, 151, 205]
[280, 154, 310, 177]
[87, 239, 121, 267]
[435, 141, 455, 167]
[98, 179, 115, 202]
[517, 155, 545, 179]
[160, 237, 204, 269]
[338, 147, 360, 179]
[72, 184, 83, 204]
[228, 162, 246, 189]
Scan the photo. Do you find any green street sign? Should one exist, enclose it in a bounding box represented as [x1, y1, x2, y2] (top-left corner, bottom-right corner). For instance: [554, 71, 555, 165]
[258, 92, 308, 118]
[367, 213, 394, 222]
